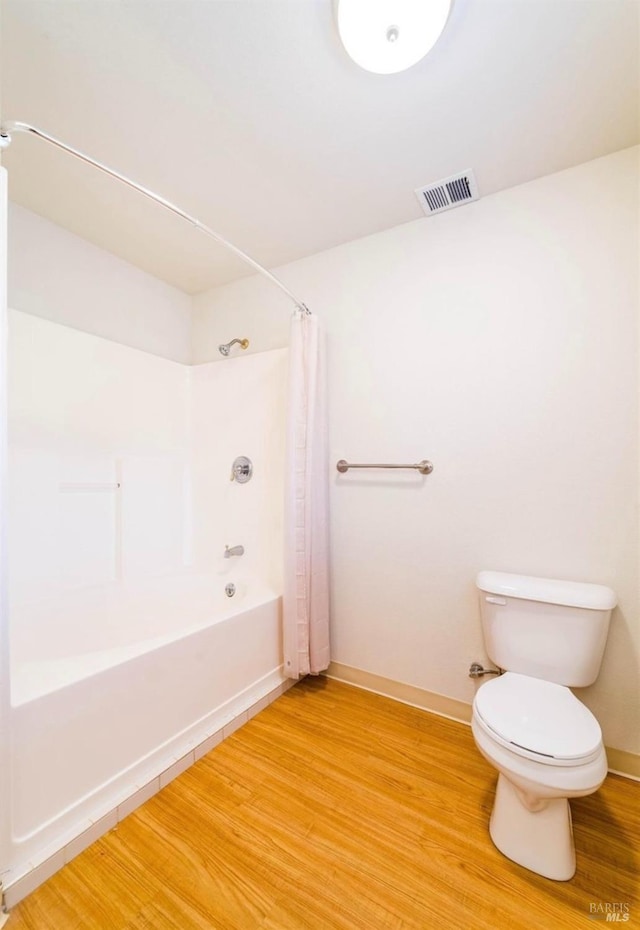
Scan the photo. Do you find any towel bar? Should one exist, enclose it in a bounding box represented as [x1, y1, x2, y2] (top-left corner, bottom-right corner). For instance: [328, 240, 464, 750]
[336, 460, 433, 475]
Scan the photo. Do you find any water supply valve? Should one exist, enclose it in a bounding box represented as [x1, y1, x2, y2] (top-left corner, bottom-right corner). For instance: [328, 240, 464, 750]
[230, 456, 253, 483]
[469, 662, 501, 679]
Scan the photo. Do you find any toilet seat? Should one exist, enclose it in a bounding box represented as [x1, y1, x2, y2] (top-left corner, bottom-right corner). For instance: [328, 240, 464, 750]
[473, 672, 602, 767]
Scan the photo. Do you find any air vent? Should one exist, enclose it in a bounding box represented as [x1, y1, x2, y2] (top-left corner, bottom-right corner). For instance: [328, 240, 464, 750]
[415, 170, 479, 217]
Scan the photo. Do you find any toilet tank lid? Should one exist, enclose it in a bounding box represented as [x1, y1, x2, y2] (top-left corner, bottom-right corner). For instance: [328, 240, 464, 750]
[476, 571, 617, 610]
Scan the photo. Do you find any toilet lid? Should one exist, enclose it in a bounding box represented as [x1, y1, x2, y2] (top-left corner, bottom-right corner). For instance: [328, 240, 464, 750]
[474, 672, 602, 762]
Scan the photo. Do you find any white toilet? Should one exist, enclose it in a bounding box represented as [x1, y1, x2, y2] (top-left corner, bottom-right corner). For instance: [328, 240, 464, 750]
[471, 570, 616, 881]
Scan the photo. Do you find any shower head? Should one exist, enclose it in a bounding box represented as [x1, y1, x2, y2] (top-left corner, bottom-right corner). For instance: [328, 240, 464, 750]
[218, 338, 249, 357]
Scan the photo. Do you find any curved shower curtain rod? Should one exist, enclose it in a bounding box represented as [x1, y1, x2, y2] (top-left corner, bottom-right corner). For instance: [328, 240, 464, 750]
[0, 120, 310, 314]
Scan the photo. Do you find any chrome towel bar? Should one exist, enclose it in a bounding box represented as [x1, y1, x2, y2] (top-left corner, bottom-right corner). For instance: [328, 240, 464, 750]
[336, 459, 433, 475]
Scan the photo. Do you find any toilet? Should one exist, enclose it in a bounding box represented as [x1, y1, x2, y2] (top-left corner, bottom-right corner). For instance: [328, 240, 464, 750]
[471, 570, 616, 881]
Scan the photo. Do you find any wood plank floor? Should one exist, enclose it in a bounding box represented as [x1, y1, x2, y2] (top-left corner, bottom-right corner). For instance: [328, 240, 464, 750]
[7, 677, 639, 929]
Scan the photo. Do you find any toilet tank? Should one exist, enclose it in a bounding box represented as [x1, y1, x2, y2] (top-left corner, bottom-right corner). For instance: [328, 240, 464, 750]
[476, 571, 616, 687]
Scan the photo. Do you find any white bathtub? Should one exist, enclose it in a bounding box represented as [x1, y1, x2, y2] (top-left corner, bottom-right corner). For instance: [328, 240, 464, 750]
[8, 575, 285, 879]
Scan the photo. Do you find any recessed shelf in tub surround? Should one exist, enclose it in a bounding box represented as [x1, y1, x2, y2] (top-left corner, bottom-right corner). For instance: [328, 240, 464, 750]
[58, 482, 121, 492]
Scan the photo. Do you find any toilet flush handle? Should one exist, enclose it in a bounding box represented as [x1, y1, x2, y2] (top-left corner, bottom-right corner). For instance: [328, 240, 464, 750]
[485, 595, 507, 606]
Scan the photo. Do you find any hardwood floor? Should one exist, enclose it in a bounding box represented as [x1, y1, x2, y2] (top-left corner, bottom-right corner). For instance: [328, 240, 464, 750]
[7, 677, 639, 929]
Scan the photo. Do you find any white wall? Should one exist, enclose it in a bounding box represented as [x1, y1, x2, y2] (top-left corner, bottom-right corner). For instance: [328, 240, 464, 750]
[8, 203, 192, 363]
[192, 147, 640, 757]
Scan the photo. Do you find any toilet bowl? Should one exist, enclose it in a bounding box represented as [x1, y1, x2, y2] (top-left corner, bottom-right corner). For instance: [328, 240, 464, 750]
[472, 672, 607, 880]
[471, 571, 616, 881]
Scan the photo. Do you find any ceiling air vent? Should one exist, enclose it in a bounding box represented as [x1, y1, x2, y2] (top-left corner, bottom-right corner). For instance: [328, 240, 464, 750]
[415, 170, 479, 217]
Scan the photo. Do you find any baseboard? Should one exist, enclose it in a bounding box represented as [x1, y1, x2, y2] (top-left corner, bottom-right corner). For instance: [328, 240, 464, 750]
[323, 662, 640, 782]
[324, 662, 472, 724]
[606, 748, 640, 782]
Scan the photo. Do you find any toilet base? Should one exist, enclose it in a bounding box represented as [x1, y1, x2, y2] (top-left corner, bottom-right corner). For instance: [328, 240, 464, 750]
[489, 774, 576, 881]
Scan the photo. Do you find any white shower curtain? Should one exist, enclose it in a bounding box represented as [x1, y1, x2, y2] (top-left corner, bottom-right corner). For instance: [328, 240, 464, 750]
[283, 310, 330, 679]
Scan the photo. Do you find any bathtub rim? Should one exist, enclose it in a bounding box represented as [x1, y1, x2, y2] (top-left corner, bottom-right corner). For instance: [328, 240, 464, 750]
[10, 581, 281, 707]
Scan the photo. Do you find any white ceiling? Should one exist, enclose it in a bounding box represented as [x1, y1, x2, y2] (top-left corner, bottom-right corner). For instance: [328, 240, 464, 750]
[1, 0, 638, 295]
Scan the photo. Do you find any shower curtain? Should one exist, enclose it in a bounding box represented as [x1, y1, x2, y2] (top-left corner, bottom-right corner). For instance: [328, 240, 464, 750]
[283, 310, 330, 679]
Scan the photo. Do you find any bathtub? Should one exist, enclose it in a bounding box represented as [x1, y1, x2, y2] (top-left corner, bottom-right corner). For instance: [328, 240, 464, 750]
[8, 575, 285, 882]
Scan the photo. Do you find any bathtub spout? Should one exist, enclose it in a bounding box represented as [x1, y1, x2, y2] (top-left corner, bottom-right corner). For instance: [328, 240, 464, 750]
[224, 545, 244, 558]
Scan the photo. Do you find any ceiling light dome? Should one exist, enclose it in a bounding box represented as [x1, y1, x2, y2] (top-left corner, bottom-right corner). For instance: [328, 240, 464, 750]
[336, 0, 452, 74]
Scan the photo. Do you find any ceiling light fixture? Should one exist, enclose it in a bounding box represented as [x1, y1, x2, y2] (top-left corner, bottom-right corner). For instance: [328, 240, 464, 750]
[336, 0, 452, 74]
